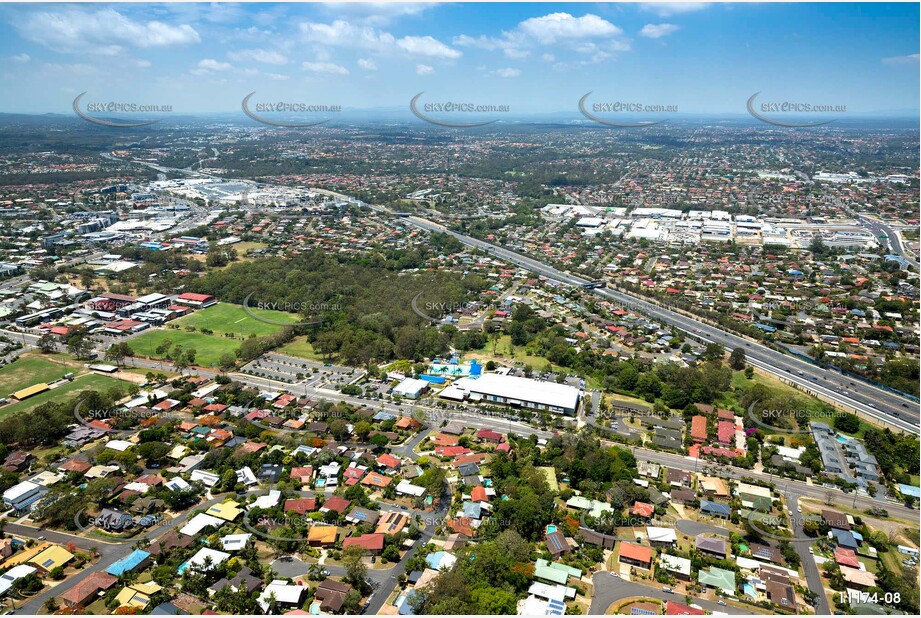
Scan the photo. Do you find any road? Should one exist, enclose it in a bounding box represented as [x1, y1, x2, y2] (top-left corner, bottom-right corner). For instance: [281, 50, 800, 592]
[588, 574, 754, 615]
[784, 489, 832, 615]
[390, 211, 919, 434]
[857, 214, 919, 270]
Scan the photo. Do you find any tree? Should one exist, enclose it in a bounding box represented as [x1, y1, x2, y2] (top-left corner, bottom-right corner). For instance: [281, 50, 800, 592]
[354, 421, 372, 440]
[66, 331, 94, 360]
[729, 347, 746, 370]
[702, 342, 725, 362]
[105, 342, 133, 367]
[833, 412, 861, 435]
[342, 546, 368, 590]
[155, 339, 172, 361]
[218, 353, 236, 371]
[37, 332, 57, 353]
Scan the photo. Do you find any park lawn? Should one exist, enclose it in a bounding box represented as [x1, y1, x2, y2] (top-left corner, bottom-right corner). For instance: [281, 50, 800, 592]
[464, 334, 605, 388]
[0, 354, 87, 396]
[733, 368, 884, 440]
[172, 303, 298, 338]
[129, 329, 240, 368]
[0, 374, 130, 418]
[278, 336, 329, 362]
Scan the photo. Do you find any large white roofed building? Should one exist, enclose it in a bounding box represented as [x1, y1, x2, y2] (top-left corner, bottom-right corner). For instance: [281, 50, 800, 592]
[448, 374, 581, 416]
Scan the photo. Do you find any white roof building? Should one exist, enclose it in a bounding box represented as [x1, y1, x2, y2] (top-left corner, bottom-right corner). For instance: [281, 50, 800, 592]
[179, 513, 224, 537]
[659, 554, 692, 577]
[184, 547, 230, 572]
[396, 480, 426, 497]
[258, 581, 306, 612]
[220, 533, 252, 552]
[647, 526, 678, 544]
[189, 469, 219, 487]
[448, 374, 581, 415]
[252, 489, 281, 510]
[105, 439, 134, 452]
[0, 565, 38, 597]
[393, 377, 429, 399]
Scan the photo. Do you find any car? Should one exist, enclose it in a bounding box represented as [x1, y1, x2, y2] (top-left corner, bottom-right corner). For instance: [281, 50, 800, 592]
[610, 572, 620, 578]
[717, 601, 727, 606]
[808, 547, 814, 554]
[797, 506, 802, 513]
[37, 536, 46, 541]
[787, 509, 793, 516]
[662, 587, 673, 594]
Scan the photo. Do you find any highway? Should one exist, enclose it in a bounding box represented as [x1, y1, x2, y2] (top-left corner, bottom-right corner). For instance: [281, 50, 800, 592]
[857, 214, 919, 270]
[391, 212, 919, 434]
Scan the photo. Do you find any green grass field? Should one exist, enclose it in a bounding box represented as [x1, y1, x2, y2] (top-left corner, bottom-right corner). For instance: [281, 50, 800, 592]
[0, 355, 76, 396]
[0, 373, 129, 418]
[129, 329, 241, 368]
[278, 336, 328, 362]
[172, 303, 299, 338]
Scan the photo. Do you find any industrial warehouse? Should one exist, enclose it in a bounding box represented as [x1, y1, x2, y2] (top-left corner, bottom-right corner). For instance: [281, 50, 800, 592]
[441, 373, 582, 416]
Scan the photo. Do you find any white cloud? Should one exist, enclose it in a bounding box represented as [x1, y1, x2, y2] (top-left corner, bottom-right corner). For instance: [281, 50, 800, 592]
[302, 61, 349, 75]
[265, 72, 290, 81]
[15, 8, 200, 55]
[134, 59, 152, 68]
[396, 35, 462, 59]
[320, 2, 437, 26]
[196, 58, 232, 71]
[300, 20, 396, 51]
[489, 67, 521, 78]
[640, 23, 680, 38]
[10, 53, 30, 63]
[228, 48, 288, 65]
[640, 3, 711, 18]
[357, 58, 378, 70]
[518, 13, 622, 44]
[542, 53, 555, 62]
[455, 12, 628, 59]
[416, 64, 434, 75]
[882, 53, 919, 64]
[503, 48, 530, 59]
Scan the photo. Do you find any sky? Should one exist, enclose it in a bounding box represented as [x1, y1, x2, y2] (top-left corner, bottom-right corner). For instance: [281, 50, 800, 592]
[0, 2, 918, 117]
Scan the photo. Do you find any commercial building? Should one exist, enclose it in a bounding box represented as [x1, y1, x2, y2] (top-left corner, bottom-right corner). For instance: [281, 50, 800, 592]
[445, 374, 581, 416]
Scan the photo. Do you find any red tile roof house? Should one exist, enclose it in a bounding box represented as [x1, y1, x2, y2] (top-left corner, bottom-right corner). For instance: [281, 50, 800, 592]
[619, 542, 653, 569]
[470, 486, 489, 502]
[342, 533, 385, 554]
[834, 547, 861, 569]
[475, 428, 504, 443]
[58, 458, 92, 474]
[320, 496, 351, 515]
[362, 473, 393, 489]
[690, 415, 708, 443]
[632, 501, 655, 519]
[376, 454, 401, 470]
[58, 571, 119, 607]
[284, 498, 317, 515]
[717, 421, 735, 445]
[717, 408, 735, 421]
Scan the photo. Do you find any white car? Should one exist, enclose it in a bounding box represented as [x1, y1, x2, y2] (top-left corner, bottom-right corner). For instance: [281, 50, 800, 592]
[717, 601, 727, 606]
[787, 509, 793, 516]
[797, 506, 802, 513]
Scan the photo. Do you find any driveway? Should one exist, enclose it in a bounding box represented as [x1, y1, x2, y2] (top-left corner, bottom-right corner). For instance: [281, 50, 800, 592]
[675, 519, 729, 537]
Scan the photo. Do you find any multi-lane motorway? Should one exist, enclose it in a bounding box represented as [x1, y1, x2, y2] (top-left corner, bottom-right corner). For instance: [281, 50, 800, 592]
[858, 214, 920, 270]
[392, 212, 919, 434]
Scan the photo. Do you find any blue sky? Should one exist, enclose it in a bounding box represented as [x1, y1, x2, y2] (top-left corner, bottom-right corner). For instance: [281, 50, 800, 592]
[0, 2, 917, 115]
